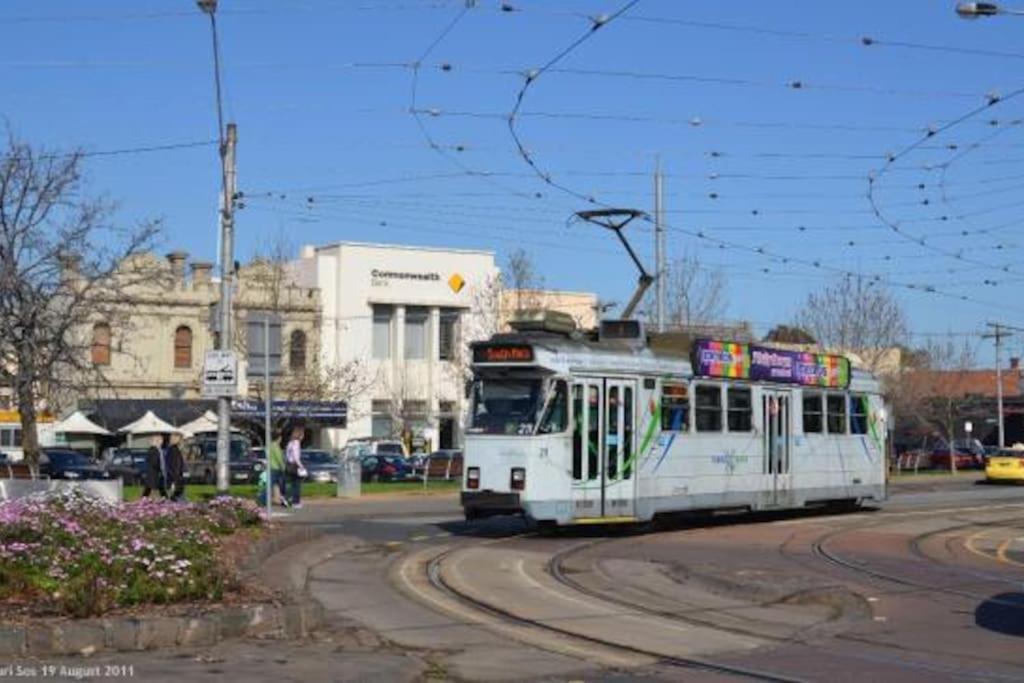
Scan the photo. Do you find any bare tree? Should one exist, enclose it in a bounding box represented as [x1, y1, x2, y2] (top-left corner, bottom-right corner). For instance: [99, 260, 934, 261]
[645, 250, 727, 330]
[0, 134, 159, 464]
[763, 325, 816, 345]
[502, 248, 544, 312]
[894, 338, 978, 473]
[796, 275, 908, 374]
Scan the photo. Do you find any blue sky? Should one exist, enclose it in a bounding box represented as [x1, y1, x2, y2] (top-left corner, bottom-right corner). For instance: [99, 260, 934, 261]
[2, 0, 1023, 361]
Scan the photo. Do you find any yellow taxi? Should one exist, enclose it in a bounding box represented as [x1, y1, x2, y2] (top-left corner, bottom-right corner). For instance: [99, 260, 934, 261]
[985, 444, 1024, 483]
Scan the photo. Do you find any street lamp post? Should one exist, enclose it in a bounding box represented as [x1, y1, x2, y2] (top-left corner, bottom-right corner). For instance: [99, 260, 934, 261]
[198, 0, 238, 493]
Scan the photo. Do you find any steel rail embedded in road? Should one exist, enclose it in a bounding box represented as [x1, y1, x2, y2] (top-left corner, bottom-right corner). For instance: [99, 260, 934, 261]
[424, 544, 806, 683]
[810, 514, 1024, 607]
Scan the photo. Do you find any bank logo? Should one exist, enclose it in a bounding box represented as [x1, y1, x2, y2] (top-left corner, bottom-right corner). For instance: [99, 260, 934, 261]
[448, 273, 466, 293]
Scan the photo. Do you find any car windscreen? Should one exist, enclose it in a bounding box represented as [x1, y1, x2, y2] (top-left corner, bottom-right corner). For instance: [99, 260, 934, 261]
[303, 451, 336, 464]
[375, 443, 404, 455]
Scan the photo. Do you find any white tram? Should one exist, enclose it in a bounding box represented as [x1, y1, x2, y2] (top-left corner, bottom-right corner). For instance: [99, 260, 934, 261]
[461, 315, 887, 525]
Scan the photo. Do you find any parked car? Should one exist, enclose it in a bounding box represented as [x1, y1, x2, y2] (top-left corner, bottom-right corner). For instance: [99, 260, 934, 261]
[301, 449, 340, 483]
[985, 445, 1024, 484]
[39, 449, 114, 480]
[104, 448, 151, 485]
[413, 450, 463, 480]
[360, 455, 413, 483]
[186, 437, 262, 484]
[347, 438, 407, 457]
[930, 445, 985, 470]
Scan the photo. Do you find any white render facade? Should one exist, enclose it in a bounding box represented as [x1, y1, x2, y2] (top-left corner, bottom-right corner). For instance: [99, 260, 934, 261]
[295, 241, 498, 451]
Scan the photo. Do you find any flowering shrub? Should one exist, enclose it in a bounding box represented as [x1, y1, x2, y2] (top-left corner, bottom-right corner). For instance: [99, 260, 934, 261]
[0, 490, 266, 618]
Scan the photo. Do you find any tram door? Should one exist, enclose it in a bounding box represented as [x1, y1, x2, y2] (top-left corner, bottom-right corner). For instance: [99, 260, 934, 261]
[762, 391, 792, 506]
[570, 378, 638, 519]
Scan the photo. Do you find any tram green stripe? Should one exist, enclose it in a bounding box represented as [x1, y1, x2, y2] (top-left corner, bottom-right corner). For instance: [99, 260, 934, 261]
[863, 395, 882, 451]
[619, 404, 660, 476]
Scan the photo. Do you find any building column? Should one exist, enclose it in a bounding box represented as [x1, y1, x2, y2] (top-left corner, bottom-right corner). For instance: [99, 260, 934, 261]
[393, 305, 406, 410]
[428, 307, 440, 422]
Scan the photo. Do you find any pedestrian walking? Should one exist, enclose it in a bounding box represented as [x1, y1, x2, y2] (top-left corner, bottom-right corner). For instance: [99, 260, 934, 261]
[268, 432, 289, 507]
[142, 433, 168, 499]
[165, 433, 186, 501]
[284, 425, 306, 508]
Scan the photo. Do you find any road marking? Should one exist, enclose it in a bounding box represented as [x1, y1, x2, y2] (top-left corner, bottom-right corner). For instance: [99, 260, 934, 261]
[995, 538, 1024, 568]
[409, 535, 430, 542]
[385, 541, 403, 548]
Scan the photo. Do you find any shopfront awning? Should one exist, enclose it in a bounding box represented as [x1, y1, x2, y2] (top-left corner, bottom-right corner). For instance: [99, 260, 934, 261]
[230, 399, 347, 428]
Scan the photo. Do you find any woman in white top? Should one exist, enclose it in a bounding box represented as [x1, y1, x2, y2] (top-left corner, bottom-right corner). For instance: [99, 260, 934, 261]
[285, 425, 305, 507]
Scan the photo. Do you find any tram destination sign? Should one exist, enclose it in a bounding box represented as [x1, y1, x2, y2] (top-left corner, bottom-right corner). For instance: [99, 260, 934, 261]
[472, 344, 535, 363]
[692, 340, 850, 389]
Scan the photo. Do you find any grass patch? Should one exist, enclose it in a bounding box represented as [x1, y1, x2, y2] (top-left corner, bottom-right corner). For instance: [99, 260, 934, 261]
[123, 479, 460, 502]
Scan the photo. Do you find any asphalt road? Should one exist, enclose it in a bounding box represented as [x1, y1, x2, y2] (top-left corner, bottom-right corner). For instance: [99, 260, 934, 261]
[25, 478, 1024, 682]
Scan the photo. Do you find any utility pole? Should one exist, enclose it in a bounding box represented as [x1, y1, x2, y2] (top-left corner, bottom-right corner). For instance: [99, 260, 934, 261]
[215, 122, 237, 493]
[264, 317, 272, 519]
[983, 322, 1017, 449]
[654, 160, 666, 333]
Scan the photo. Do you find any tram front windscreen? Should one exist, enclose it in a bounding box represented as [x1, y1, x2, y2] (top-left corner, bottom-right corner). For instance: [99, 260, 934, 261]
[467, 377, 545, 436]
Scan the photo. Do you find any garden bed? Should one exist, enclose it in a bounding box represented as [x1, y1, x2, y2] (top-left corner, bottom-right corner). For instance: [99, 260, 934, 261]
[0, 490, 272, 620]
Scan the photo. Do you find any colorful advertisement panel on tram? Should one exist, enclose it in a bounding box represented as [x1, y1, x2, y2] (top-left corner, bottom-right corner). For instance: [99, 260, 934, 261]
[692, 340, 850, 389]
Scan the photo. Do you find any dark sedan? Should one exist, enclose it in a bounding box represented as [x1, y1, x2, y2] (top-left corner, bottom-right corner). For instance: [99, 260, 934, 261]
[40, 449, 114, 481]
[104, 448, 150, 485]
[360, 455, 414, 483]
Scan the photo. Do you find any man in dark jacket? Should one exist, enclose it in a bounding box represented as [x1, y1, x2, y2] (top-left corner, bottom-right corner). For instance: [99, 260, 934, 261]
[165, 433, 186, 501]
[141, 432, 186, 500]
[142, 434, 167, 498]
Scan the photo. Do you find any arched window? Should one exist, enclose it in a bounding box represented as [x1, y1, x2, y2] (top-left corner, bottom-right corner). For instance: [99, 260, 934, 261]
[91, 323, 111, 366]
[174, 326, 193, 369]
[289, 329, 307, 372]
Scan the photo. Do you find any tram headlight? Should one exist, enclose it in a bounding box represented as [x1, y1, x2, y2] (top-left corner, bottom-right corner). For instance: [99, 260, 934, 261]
[510, 467, 525, 491]
[467, 467, 480, 489]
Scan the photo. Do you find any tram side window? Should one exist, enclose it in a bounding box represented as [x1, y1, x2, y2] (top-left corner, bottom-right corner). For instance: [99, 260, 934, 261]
[572, 385, 583, 480]
[695, 385, 723, 432]
[850, 394, 868, 435]
[803, 393, 823, 434]
[826, 394, 847, 434]
[623, 387, 634, 480]
[727, 387, 752, 432]
[661, 383, 689, 432]
[587, 386, 600, 480]
[539, 380, 568, 433]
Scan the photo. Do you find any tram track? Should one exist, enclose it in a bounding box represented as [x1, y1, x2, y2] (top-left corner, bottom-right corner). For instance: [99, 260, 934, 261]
[808, 514, 1024, 607]
[546, 538, 834, 647]
[543, 524, 1024, 683]
[423, 542, 806, 683]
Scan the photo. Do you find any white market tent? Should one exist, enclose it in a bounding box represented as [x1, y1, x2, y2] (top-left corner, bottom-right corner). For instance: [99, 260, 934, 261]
[54, 411, 110, 436]
[118, 410, 183, 436]
[179, 410, 234, 437]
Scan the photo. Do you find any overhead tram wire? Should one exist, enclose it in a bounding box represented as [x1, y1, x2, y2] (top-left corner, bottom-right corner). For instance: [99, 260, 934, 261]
[615, 14, 1024, 62]
[866, 86, 1024, 277]
[407, 4, 544, 203]
[0, 139, 216, 162]
[497, 3, 1024, 316]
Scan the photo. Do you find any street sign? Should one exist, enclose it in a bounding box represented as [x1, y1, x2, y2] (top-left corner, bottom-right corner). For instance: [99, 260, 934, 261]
[201, 350, 239, 398]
